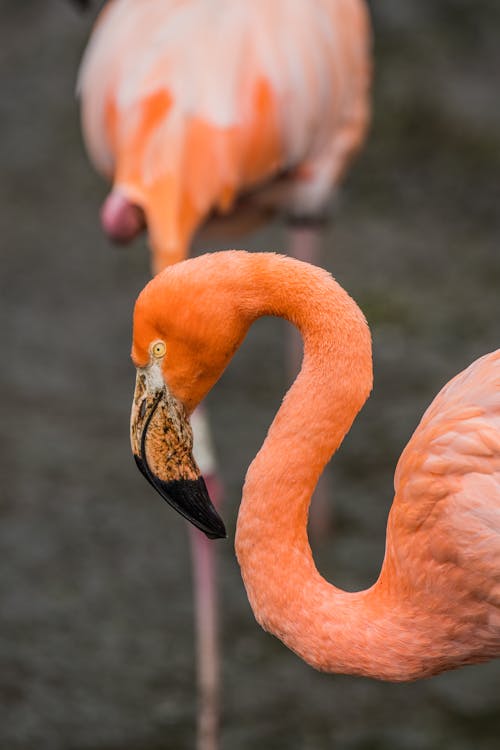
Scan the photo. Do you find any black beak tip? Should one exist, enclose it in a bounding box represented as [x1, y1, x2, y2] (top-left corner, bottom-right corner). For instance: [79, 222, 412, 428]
[133, 455, 226, 540]
[204, 522, 227, 541]
[159, 475, 227, 540]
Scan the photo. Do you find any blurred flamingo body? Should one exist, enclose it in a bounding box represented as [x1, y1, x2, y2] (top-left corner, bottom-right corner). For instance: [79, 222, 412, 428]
[131, 251, 500, 679]
[79, 3, 371, 745]
[78, 0, 371, 272]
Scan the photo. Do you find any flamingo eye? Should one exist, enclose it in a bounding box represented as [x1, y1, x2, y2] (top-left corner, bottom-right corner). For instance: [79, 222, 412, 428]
[151, 340, 166, 359]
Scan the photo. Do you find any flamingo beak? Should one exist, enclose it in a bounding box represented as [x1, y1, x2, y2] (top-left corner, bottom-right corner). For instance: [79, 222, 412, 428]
[130, 370, 227, 540]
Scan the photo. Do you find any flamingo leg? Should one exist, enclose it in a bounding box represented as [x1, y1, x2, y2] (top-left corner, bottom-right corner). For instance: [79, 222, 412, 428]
[287, 223, 332, 539]
[190, 406, 223, 750]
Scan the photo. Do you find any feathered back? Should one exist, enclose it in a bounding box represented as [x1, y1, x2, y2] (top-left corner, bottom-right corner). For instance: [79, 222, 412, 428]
[383, 351, 500, 634]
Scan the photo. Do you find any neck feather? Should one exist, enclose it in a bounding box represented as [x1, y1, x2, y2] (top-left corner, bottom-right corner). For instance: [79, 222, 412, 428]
[232, 254, 418, 679]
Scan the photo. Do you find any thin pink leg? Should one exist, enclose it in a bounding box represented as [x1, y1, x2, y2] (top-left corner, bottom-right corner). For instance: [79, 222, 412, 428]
[287, 224, 333, 539]
[189, 407, 223, 750]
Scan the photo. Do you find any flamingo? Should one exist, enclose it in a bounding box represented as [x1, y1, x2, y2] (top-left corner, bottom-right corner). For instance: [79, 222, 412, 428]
[78, 0, 371, 274]
[130, 250, 500, 680]
[77, 1, 371, 743]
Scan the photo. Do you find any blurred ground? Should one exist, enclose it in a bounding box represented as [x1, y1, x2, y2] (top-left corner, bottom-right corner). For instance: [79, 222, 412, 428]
[1, 1, 499, 748]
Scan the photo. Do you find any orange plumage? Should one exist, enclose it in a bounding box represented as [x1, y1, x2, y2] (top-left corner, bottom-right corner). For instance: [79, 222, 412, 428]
[79, 0, 371, 272]
[131, 251, 500, 679]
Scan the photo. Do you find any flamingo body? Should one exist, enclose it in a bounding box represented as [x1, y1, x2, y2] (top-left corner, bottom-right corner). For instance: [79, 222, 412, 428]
[79, 0, 371, 270]
[130, 251, 500, 680]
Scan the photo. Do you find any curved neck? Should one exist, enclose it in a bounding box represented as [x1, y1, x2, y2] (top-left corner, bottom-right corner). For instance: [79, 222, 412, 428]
[233, 255, 410, 679]
[237, 254, 373, 544]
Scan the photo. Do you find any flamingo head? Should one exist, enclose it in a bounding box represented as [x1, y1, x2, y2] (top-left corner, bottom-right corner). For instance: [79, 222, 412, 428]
[99, 185, 193, 273]
[101, 190, 146, 245]
[129, 252, 252, 538]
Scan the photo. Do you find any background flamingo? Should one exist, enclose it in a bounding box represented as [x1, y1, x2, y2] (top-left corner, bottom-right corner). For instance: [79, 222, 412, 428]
[130, 250, 500, 680]
[77, 1, 371, 746]
[78, 0, 371, 274]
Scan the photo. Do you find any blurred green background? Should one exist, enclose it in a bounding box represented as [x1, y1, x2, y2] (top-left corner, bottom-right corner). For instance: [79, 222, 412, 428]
[1, 1, 499, 748]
